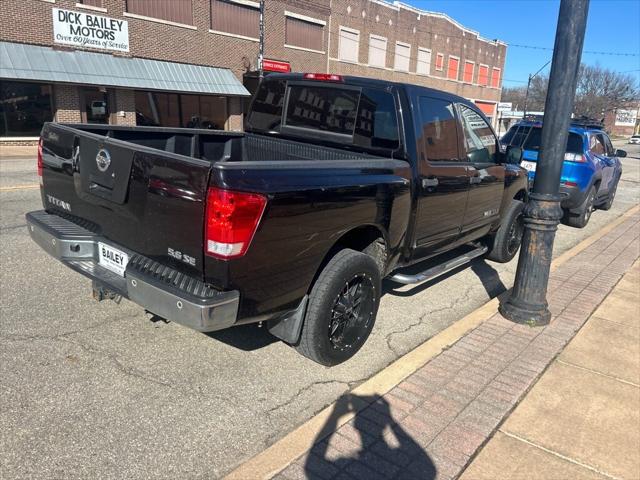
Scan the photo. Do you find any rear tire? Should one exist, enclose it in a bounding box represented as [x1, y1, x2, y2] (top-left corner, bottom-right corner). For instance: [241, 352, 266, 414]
[565, 185, 596, 228]
[486, 199, 524, 263]
[296, 249, 381, 366]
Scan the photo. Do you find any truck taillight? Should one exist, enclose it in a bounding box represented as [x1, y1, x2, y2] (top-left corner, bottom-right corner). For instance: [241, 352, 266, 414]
[37, 138, 43, 181]
[303, 73, 343, 82]
[205, 187, 267, 259]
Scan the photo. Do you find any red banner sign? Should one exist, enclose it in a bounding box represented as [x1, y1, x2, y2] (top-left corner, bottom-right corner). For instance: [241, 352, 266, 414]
[263, 59, 291, 73]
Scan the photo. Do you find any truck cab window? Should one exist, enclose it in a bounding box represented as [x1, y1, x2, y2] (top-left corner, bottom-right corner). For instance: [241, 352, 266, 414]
[418, 97, 459, 162]
[458, 104, 497, 164]
[354, 88, 400, 150]
[284, 85, 360, 137]
[247, 79, 286, 132]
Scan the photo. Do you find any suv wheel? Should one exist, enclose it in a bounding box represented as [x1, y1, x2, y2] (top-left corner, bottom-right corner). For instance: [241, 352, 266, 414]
[486, 199, 524, 263]
[565, 185, 596, 228]
[296, 249, 381, 366]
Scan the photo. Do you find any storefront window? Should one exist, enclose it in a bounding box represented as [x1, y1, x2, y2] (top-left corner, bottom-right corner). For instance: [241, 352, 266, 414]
[81, 88, 111, 124]
[0, 81, 53, 137]
[135, 91, 227, 129]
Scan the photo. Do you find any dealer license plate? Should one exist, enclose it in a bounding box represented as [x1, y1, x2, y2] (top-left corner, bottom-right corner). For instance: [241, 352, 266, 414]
[98, 242, 129, 277]
[521, 160, 537, 173]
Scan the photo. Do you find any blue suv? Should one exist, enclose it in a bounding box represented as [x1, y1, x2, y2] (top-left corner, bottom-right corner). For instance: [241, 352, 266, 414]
[501, 119, 625, 228]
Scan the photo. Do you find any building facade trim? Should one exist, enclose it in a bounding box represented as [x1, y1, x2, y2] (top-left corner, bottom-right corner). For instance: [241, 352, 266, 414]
[284, 10, 326, 26]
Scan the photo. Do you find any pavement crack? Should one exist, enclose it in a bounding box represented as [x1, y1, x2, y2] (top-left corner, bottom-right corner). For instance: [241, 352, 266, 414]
[266, 379, 349, 415]
[0, 315, 126, 342]
[57, 336, 216, 399]
[384, 284, 475, 356]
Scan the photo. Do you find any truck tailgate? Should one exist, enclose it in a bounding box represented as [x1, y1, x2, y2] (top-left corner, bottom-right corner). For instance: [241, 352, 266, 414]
[39, 123, 212, 278]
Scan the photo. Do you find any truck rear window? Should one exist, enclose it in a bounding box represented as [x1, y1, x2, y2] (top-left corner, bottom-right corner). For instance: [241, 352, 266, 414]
[523, 128, 583, 154]
[247, 79, 400, 152]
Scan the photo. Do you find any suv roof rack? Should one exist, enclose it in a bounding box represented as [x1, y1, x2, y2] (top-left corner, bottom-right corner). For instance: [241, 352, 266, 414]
[570, 116, 604, 130]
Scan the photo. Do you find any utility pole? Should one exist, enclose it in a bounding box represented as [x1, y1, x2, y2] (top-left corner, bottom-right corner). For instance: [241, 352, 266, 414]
[523, 60, 551, 118]
[499, 0, 590, 325]
[258, 0, 265, 80]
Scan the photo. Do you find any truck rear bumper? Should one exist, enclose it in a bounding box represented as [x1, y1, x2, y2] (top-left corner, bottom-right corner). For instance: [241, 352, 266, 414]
[26, 210, 239, 332]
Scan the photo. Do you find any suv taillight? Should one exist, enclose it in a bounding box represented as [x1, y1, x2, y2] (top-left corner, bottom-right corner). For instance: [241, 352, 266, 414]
[564, 152, 587, 163]
[205, 187, 267, 259]
[37, 137, 44, 184]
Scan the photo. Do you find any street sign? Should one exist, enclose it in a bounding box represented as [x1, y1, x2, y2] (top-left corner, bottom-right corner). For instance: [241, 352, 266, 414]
[497, 102, 512, 112]
[263, 59, 291, 73]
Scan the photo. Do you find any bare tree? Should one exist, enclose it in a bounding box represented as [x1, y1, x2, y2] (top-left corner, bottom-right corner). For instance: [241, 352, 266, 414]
[574, 64, 639, 119]
[501, 76, 547, 112]
[501, 63, 638, 118]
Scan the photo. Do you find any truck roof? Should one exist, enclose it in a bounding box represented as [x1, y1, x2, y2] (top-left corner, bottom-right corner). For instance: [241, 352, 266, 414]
[264, 72, 477, 109]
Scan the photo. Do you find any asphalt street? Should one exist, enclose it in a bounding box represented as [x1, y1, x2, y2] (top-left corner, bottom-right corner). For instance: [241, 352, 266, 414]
[1, 142, 639, 479]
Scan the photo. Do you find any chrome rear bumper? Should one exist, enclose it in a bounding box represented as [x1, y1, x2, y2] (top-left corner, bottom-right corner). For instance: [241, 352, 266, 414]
[26, 210, 239, 332]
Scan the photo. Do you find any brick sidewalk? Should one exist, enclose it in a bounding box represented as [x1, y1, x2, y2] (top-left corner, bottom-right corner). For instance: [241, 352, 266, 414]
[272, 210, 640, 480]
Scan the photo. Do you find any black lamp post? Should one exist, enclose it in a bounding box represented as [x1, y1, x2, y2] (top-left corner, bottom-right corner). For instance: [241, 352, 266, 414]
[500, 0, 590, 325]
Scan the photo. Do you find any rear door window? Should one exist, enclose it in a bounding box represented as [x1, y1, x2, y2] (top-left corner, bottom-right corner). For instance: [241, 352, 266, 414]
[589, 134, 606, 155]
[600, 133, 615, 156]
[458, 104, 497, 163]
[418, 96, 460, 162]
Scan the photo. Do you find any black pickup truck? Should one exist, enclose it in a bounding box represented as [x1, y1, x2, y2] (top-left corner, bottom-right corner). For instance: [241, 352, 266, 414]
[28, 73, 528, 366]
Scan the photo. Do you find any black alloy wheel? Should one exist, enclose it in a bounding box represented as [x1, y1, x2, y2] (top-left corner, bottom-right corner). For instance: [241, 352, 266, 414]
[328, 274, 376, 351]
[506, 211, 525, 257]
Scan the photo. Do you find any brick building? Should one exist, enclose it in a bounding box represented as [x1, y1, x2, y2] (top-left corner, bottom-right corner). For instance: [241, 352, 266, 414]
[0, 0, 506, 145]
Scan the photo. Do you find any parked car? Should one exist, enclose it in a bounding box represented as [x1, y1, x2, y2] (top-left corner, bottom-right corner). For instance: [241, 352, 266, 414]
[501, 119, 625, 228]
[28, 73, 528, 366]
[629, 135, 640, 144]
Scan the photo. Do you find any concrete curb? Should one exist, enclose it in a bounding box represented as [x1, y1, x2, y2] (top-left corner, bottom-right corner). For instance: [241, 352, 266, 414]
[224, 204, 640, 480]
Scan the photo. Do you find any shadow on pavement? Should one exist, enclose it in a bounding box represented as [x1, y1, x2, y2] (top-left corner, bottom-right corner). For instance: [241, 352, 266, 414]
[206, 323, 277, 350]
[383, 245, 508, 301]
[306, 393, 436, 479]
[470, 259, 508, 298]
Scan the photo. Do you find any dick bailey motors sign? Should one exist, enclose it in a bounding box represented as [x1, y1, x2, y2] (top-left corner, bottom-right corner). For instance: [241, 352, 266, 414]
[53, 8, 129, 52]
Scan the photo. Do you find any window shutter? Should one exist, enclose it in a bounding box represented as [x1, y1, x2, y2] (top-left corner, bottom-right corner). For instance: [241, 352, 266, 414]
[339, 29, 359, 63]
[417, 49, 431, 75]
[368, 36, 387, 68]
[211, 0, 259, 38]
[127, 0, 193, 25]
[447, 57, 459, 80]
[394, 43, 410, 71]
[463, 62, 474, 83]
[491, 68, 501, 88]
[286, 17, 324, 51]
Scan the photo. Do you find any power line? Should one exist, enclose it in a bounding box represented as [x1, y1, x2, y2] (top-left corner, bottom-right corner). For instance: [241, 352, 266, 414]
[509, 43, 639, 57]
[334, 10, 639, 58]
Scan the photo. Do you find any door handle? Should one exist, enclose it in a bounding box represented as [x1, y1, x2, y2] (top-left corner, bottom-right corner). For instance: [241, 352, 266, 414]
[422, 177, 439, 188]
[469, 176, 482, 184]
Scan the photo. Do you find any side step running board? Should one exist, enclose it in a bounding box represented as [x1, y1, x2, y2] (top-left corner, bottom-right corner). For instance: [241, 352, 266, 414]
[389, 244, 489, 285]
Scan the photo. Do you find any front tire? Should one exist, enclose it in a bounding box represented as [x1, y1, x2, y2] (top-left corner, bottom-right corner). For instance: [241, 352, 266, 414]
[296, 249, 381, 366]
[565, 185, 596, 228]
[486, 199, 524, 263]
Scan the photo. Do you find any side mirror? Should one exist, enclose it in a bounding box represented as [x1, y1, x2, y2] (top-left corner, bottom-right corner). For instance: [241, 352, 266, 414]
[615, 149, 627, 158]
[505, 146, 523, 164]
